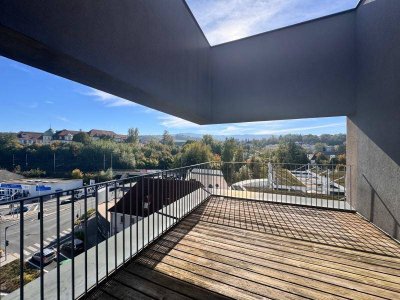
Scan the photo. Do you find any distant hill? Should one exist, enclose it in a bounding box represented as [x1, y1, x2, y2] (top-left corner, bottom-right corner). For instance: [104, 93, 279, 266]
[139, 133, 273, 143]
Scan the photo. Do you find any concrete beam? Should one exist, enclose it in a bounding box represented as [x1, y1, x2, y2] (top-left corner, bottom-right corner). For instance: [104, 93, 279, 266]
[211, 11, 357, 123]
[0, 1, 360, 125]
[0, 0, 212, 124]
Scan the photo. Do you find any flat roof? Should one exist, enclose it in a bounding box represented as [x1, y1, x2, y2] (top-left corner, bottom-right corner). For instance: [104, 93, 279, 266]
[0, 178, 82, 185]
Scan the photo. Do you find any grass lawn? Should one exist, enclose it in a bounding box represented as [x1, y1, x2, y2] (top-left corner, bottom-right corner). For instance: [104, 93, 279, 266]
[0, 259, 39, 294]
[274, 168, 305, 187]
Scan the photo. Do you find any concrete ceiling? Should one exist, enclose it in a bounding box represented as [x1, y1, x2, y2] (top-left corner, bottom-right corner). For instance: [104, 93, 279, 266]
[0, 0, 363, 124]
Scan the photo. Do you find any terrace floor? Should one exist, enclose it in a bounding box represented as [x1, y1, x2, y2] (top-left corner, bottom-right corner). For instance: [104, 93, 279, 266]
[88, 196, 400, 300]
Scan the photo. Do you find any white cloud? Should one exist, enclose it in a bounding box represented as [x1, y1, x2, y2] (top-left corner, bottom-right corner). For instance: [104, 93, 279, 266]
[187, 0, 357, 45]
[84, 88, 137, 107]
[158, 115, 201, 129]
[45, 100, 54, 104]
[254, 122, 344, 135]
[55, 116, 71, 123]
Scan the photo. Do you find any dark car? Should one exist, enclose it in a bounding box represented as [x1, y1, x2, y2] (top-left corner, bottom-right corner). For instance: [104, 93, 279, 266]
[61, 239, 84, 256]
[9, 206, 28, 214]
[32, 248, 56, 265]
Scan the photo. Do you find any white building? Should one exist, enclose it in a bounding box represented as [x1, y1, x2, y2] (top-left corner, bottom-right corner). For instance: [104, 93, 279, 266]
[0, 178, 83, 201]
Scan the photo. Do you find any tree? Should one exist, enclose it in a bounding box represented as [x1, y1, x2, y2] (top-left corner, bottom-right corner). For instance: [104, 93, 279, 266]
[274, 141, 309, 165]
[222, 138, 237, 162]
[73, 132, 91, 145]
[0, 133, 20, 150]
[98, 168, 114, 181]
[126, 128, 139, 144]
[161, 130, 174, 146]
[202, 135, 214, 146]
[315, 152, 329, 164]
[180, 142, 213, 166]
[337, 154, 346, 165]
[71, 168, 84, 179]
[314, 142, 326, 153]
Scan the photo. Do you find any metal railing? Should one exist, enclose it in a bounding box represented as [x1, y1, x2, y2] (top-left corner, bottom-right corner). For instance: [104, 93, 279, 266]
[0, 162, 351, 299]
[212, 162, 351, 210]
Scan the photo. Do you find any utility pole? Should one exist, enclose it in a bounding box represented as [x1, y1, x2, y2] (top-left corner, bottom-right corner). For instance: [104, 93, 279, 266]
[25, 152, 28, 168]
[12, 154, 15, 169]
[53, 152, 56, 173]
[110, 153, 113, 170]
[103, 154, 106, 170]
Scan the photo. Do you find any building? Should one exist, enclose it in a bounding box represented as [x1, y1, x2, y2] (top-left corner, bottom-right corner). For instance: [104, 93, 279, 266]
[16, 128, 127, 145]
[17, 131, 43, 145]
[0, 178, 83, 201]
[1, 1, 399, 299]
[42, 128, 55, 144]
[107, 178, 202, 234]
[54, 129, 80, 143]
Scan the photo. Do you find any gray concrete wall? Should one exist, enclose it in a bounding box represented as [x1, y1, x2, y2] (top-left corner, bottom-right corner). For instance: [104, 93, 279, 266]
[0, 0, 211, 123]
[347, 0, 400, 240]
[210, 12, 357, 123]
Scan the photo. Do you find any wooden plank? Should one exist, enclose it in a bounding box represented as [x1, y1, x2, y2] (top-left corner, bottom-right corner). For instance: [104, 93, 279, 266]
[157, 234, 400, 299]
[134, 255, 269, 300]
[115, 269, 191, 300]
[181, 218, 400, 268]
[170, 229, 400, 293]
[198, 198, 400, 258]
[189, 206, 400, 256]
[170, 227, 400, 288]
[179, 222, 400, 278]
[99, 278, 153, 300]
[141, 247, 334, 300]
[147, 242, 380, 300]
[126, 264, 232, 300]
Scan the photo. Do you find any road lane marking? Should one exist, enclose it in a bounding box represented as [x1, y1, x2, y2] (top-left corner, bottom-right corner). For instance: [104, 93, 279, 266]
[23, 250, 31, 256]
[34, 243, 40, 247]
[46, 238, 53, 242]
[27, 246, 36, 252]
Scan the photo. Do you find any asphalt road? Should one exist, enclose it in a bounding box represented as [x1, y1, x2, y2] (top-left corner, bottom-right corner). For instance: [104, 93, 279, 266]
[0, 187, 120, 271]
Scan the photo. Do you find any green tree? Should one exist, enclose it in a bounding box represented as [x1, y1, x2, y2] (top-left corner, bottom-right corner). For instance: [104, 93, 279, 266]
[126, 128, 139, 144]
[71, 168, 83, 179]
[180, 142, 213, 166]
[314, 142, 326, 153]
[72, 132, 91, 145]
[0, 133, 20, 150]
[315, 152, 329, 164]
[161, 130, 174, 146]
[222, 138, 237, 162]
[274, 141, 309, 165]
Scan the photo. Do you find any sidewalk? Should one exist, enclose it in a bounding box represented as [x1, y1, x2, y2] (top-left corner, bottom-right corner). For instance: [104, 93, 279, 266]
[0, 251, 19, 266]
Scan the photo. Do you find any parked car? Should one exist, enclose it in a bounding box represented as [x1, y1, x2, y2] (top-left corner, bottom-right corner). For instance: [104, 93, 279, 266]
[61, 239, 84, 256]
[9, 206, 28, 214]
[73, 190, 85, 200]
[32, 248, 56, 265]
[61, 199, 71, 205]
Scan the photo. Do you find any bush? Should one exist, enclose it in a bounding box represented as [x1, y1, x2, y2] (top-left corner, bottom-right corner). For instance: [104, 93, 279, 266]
[22, 168, 46, 178]
[71, 168, 83, 179]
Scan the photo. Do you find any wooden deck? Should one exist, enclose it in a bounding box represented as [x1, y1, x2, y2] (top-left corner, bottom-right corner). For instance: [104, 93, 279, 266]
[88, 197, 400, 300]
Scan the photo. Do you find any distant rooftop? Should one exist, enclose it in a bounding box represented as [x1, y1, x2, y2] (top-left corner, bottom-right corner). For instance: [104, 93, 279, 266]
[186, 0, 360, 45]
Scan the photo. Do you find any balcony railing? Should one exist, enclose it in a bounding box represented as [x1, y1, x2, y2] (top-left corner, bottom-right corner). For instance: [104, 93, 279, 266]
[0, 162, 351, 299]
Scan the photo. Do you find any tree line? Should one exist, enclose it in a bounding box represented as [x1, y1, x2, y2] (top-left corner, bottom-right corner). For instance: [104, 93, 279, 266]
[0, 130, 346, 180]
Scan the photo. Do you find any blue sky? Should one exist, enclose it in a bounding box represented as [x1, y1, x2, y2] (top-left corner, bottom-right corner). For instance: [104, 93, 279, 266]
[187, 0, 359, 45]
[0, 1, 354, 136]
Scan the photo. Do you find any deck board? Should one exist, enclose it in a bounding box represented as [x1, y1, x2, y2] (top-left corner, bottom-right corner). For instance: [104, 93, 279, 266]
[89, 197, 400, 300]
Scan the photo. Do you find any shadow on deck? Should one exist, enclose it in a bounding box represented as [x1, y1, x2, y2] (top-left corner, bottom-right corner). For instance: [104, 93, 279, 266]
[87, 196, 400, 300]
